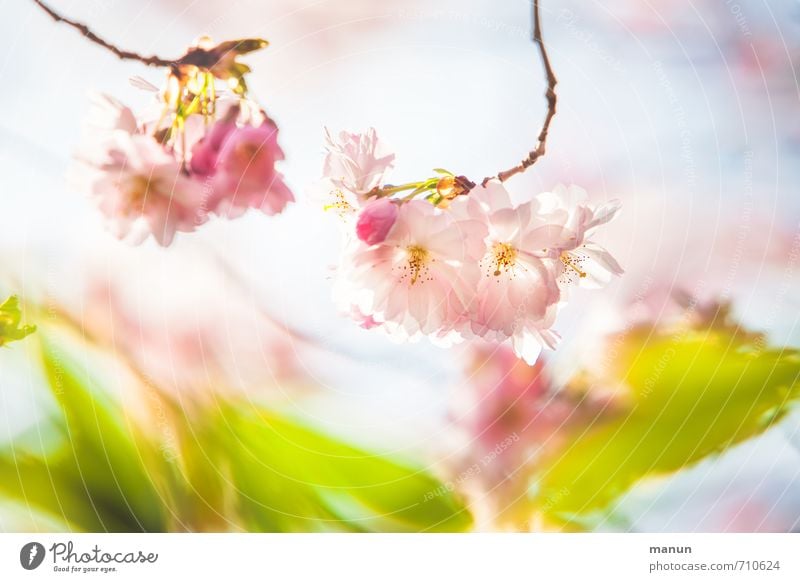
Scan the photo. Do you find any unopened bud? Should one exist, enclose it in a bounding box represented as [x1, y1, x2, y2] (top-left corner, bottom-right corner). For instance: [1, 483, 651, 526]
[356, 198, 399, 245]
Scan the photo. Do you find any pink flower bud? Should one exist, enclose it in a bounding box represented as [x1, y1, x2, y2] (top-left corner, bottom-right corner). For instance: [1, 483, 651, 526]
[356, 198, 399, 245]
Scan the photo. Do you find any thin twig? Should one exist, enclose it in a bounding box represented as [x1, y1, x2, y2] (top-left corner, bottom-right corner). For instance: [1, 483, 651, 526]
[482, 0, 558, 186]
[31, 0, 174, 67]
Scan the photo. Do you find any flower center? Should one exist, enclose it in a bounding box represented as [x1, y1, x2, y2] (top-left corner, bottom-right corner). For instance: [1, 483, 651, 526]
[124, 175, 157, 210]
[326, 188, 355, 218]
[236, 141, 261, 161]
[405, 245, 430, 285]
[560, 251, 587, 278]
[491, 242, 517, 277]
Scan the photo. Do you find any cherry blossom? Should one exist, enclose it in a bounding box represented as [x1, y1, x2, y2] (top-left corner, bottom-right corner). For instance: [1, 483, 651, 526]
[78, 132, 208, 246]
[335, 200, 486, 342]
[70, 40, 293, 246]
[536, 185, 624, 290]
[460, 181, 563, 364]
[323, 127, 395, 197]
[319, 129, 623, 363]
[189, 113, 236, 177]
[312, 127, 396, 224]
[206, 120, 294, 217]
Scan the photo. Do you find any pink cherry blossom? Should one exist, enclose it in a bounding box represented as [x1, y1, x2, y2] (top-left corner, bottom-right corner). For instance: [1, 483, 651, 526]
[335, 200, 486, 341]
[313, 128, 396, 222]
[461, 345, 555, 454]
[536, 185, 623, 290]
[210, 121, 294, 217]
[356, 198, 399, 245]
[189, 115, 236, 177]
[323, 127, 395, 196]
[459, 181, 564, 364]
[80, 133, 208, 246]
[450, 344, 620, 527]
[186, 99, 259, 176]
[73, 90, 295, 245]
[316, 131, 622, 362]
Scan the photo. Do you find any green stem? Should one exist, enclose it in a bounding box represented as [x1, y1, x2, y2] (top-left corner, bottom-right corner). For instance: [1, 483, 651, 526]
[374, 181, 429, 197]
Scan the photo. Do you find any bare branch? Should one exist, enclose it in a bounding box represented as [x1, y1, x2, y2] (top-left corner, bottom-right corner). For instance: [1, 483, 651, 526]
[31, 0, 174, 67]
[482, 0, 558, 186]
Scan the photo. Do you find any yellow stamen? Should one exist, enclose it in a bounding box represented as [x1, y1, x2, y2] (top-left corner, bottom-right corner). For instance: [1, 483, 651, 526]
[492, 242, 517, 277]
[406, 245, 429, 285]
[560, 251, 587, 278]
[324, 189, 355, 218]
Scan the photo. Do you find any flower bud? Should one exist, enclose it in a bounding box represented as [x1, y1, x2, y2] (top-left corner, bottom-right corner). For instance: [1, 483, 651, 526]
[436, 175, 456, 198]
[356, 198, 399, 245]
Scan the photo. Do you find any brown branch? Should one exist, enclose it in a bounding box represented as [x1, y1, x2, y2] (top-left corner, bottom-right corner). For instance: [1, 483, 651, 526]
[31, 0, 174, 67]
[482, 0, 558, 186]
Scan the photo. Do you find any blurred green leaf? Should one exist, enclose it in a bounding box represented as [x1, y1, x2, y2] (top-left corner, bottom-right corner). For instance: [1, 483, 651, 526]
[201, 405, 473, 532]
[0, 320, 472, 532]
[534, 326, 800, 527]
[0, 335, 167, 531]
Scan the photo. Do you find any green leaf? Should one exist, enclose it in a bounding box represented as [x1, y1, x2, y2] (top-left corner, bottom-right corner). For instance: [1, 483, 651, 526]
[215, 38, 269, 56]
[0, 334, 168, 531]
[200, 405, 473, 532]
[533, 326, 800, 527]
[0, 317, 473, 533]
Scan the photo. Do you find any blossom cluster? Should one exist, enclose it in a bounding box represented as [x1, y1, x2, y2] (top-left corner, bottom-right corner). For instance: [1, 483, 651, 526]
[317, 129, 623, 363]
[71, 39, 293, 246]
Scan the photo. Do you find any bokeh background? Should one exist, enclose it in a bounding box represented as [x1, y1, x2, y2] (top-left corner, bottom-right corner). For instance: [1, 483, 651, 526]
[1, 0, 799, 532]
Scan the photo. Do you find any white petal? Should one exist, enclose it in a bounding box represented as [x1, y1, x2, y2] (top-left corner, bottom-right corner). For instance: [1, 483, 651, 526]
[588, 199, 622, 231]
[583, 242, 624, 276]
[473, 179, 513, 211]
[511, 333, 543, 365]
